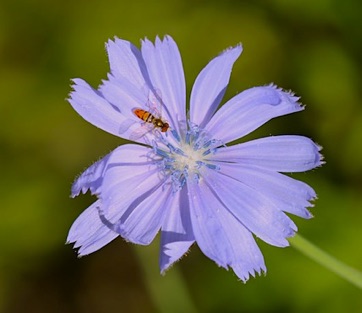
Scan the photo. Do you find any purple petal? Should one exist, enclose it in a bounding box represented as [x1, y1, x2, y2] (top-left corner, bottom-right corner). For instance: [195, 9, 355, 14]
[98, 76, 157, 144]
[99, 75, 148, 117]
[187, 181, 232, 268]
[211, 135, 323, 172]
[187, 180, 266, 281]
[205, 85, 304, 143]
[216, 163, 316, 218]
[141, 36, 186, 132]
[215, 207, 266, 282]
[71, 144, 152, 198]
[69, 78, 129, 137]
[106, 38, 147, 87]
[101, 184, 172, 245]
[159, 187, 195, 273]
[95, 145, 166, 242]
[71, 152, 112, 197]
[100, 164, 161, 221]
[203, 168, 297, 247]
[190, 45, 242, 128]
[67, 200, 118, 256]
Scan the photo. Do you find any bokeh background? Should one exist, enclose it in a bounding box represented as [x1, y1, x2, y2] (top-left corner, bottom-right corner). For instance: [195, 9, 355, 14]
[1, 0, 361, 312]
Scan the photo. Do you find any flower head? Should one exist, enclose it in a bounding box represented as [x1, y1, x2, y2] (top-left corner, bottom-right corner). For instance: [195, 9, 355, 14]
[67, 35, 323, 281]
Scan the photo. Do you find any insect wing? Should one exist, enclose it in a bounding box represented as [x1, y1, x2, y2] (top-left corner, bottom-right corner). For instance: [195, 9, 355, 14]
[118, 119, 135, 135]
[119, 88, 168, 141]
[128, 123, 154, 140]
[147, 89, 163, 118]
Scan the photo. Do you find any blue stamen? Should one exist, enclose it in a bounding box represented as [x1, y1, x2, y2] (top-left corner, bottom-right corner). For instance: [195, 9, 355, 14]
[195, 160, 204, 169]
[154, 148, 169, 158]
[191, 172, 200, 183]
[173, 147, 186, 156]
[162, 163, 173, 170]
[203, 140, 212, 149]
[166, 142, 176, 152]
[205, 163, 220, 170]
[149, 119, 221, 193]
[202, 149, 211, 156]
[185, 132, 191, 145]
[171, 129, 180, 142]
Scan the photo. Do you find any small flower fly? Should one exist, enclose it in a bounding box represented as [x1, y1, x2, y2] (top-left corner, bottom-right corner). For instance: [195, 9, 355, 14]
[119, 88, 170, 140]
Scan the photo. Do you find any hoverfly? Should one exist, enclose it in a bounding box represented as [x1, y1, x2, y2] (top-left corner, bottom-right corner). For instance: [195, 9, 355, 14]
[132, 108, 169, 133]
[119, 89, 170, 140]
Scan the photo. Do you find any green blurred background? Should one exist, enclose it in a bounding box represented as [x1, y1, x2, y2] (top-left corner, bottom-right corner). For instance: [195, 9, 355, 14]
[1, 0, 361, 312]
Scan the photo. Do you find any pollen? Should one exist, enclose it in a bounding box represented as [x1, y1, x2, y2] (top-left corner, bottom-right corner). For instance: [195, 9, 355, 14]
[173, 144, 204, 172]
[153, 125, 221, 192]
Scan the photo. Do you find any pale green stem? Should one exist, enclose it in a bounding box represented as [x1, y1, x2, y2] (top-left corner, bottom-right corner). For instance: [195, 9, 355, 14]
[135, 233, 361, 313]
[289, 234, 362, 289]
[134, 244, 198, 313]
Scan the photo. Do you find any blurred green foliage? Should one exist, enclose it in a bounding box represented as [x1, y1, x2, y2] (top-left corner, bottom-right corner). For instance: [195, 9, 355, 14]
[0, 0, 361, 312]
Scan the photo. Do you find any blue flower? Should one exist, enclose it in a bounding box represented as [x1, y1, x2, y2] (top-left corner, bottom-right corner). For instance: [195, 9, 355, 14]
[67, 35, 323, 281]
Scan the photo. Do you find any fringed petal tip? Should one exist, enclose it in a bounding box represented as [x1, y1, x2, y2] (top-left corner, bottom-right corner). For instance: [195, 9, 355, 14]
[221, 43, 243, 55]
[66, 240, 86, 258]
[315, 143, 326, 168]
[70, 172, 87, 198]
[243, 267, 267, 283]
[267, 83, 304, 110]
[159, 256, 179, 276]
[66, 242, 95, 258]
[140, 36, 157, 47]
[66, 201, 119, 256]
[229, 262, 267, 283]
[159, 243, 194, 275]
[302, 139, 325, 172]
[68, 79, 83, 100]
[106, 36, 117, 46]
[69, 78, 91, 90]
[156, 34, 170, 44]
[267, 82, 300, 98]
[70, 176, 91, 198]
[301, 208, 314, 220]
[70, 151, 115, 198]
[67, 79, 77, 97]
[70, 168, 99, 198]
[105, 36, 131, 50]
[141, 34, 173, 46]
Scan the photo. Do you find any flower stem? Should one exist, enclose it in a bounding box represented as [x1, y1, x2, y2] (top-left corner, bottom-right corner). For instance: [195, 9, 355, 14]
[134, 244, 198, 313]
[289, 234, 362, 289]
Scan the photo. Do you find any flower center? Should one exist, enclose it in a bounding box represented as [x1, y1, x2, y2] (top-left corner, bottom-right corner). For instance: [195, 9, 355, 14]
[152, 124, 221, 192]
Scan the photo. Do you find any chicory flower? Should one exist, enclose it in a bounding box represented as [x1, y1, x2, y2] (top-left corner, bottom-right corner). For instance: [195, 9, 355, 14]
[67, 35, 323, 281]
